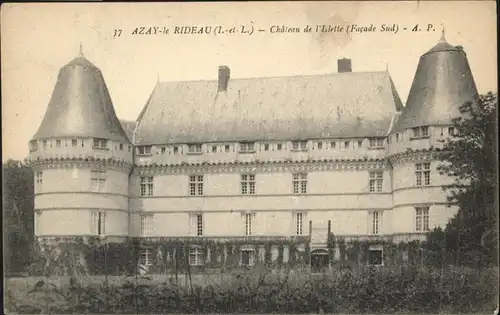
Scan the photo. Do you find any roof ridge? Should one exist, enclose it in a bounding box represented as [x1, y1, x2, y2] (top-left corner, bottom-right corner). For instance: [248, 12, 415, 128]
[157, 71, 390, 84]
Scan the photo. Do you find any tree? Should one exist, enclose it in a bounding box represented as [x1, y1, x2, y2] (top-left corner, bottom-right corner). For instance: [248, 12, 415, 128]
[426, 92, 498, 267]
[3, 158, 35, 274]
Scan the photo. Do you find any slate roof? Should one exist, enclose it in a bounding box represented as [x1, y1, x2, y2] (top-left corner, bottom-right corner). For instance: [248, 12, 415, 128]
[134, 71, 403, 145]
[32, 56, 130, 143]
[392, 35, 478, 132]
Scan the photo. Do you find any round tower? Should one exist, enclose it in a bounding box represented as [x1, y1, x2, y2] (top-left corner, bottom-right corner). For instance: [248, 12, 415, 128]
[387, 31, 478, 240]
[29, 49, 134, 252]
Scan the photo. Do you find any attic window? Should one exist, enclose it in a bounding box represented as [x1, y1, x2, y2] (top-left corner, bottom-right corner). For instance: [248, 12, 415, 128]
[239, 142, 255, 153]
[137, 145, 152, 156]
[29, 141, 38, 152]
[369, 138, 385, 149]
[187, 144, 203, 154]
[411, 126, 430, 139]
[93, 138, 108, 149]
[291, 141, 307, 151]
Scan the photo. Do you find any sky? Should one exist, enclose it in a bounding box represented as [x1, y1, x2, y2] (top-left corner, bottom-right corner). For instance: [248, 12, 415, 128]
[1, 1, 497, 162]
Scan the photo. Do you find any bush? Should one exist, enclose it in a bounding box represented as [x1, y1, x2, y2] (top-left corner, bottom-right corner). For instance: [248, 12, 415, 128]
[6, 265, 498, 314]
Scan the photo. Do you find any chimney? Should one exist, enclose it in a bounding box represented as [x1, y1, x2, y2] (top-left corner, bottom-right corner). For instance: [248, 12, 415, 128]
[337, 58, 352, 73]
[218, 65, 230, 92]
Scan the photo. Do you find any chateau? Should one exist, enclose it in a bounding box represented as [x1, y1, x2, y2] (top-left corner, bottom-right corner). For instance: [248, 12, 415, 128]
[28, 33, 478, 272]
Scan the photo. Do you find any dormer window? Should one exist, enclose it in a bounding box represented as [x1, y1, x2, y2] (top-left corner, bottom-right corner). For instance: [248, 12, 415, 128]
[292, 140, 308, 151]
[412, 126, 429, 139]
[93, 138, 108, 149]
[239, 142, 255, 153]
[29, 141, 38, 152]
[188, 143, 203, 154]
[137, 145, 152, 156]
[369, 138, 385, 149]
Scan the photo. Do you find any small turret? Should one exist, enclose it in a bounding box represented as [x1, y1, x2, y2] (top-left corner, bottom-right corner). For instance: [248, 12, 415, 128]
[392, 30, 478, 132]
[32, 47, 129, 143]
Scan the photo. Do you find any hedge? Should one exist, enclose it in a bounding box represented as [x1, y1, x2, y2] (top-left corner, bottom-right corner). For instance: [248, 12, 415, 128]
[6, 265, 498, 314]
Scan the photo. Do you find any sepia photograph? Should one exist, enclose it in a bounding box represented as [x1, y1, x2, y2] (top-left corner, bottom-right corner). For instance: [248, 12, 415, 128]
[1, 1, 498, 314]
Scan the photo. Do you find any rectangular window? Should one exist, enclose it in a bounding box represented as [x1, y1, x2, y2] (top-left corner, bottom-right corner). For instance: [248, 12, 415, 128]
[139, 249, 152, 266]
[264, 143, 269, 151]
[29, 141, 38, 152]
[244, 213, 253, 236]
[291, 140, 308, 151]
[369, 138, 385, 148]
[188, 143, 203, 154]
[415, 163, 431, 186]
[368, 249, 383, 266]
[173, 146, 179, 154]
[140, 176, 154, 196]
[93, 138, 108, 149]
[91, 211, 106, 236]
[369, 171, 383, 193]
[119, 143, 124, 151]
[317, 142, 323, 150]
[412, 126, 429, 138]
[295, 213, 304, 235]
[371, 211, 381, 235]
[277, 143, 283, 151]
[55, 139, 61, 148]
[292, 173, 308, 194]
[140, 214, 153, 236]
[189, 247, 204, 266]
[239, 142, 255, 153]
[357, 140, 363, 148]
[448, 127, 455, 136]
[241, 249, 256, 266]
[190, 213, 203, 236]
[189, 175, 204, 196]
[160, 147, 166, 154]
[330, 141, 336, 149]
[241, 174, 256, 195]
[90, 170, 106, 192]
[35, 172, 43, 185]
[344, 141, 350, 149]
[43, 140, 48, 149]
[212, 145, 217, 153]
[137, 146, 152, 156]
[225, 145, 230, 152]
[415, 207, 430, 232]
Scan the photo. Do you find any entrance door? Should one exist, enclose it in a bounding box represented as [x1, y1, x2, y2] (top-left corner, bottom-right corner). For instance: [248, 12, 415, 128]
[311, 249, 329, 273]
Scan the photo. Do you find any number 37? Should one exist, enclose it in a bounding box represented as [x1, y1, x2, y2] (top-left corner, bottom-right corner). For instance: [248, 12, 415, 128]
[113, 29, 123, 38]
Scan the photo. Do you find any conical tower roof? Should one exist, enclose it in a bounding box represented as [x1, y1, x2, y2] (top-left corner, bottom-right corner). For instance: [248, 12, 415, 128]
[392, 31, 478, 132]
[32, 50, 130, 143]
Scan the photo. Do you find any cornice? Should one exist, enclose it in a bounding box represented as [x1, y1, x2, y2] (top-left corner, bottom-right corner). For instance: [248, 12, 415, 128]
[133, 158, 391, 175]
[387, 148, 446, 165]
[29, 156, 133, 173]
